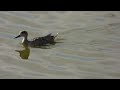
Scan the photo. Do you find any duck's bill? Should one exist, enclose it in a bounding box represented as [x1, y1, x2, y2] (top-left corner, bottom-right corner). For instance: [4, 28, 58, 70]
[14, 35, 20, 39]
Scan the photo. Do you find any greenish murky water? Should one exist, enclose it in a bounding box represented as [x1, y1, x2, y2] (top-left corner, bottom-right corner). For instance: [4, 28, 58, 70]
[0, 11, 120, 79]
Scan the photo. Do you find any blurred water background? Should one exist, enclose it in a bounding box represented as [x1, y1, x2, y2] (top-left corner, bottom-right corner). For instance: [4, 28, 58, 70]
[0, 11, 120, 79]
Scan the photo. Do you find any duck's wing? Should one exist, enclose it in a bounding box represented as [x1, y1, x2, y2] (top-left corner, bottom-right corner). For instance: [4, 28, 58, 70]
[30, 33, 59, 46]
[44, 33, 59, 38]
[30, 37, 48, 46]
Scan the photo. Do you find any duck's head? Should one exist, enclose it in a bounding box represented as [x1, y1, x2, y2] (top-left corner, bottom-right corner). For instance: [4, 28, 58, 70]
[15, 31, 28, 39]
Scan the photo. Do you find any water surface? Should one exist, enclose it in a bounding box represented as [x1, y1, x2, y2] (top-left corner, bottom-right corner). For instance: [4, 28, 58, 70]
[0, 11, 120, 79]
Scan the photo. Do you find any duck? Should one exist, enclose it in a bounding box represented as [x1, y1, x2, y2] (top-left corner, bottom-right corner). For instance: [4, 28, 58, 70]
[15, 31, 58, 47]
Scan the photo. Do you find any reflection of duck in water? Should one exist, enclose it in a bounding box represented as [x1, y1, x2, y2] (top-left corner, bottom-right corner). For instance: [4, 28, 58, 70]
[15, 31, 59, 47]
[15, 45, 30, 59]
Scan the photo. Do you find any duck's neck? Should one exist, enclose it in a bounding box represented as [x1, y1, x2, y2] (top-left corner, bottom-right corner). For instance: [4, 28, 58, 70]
[22, 36, 28, 44]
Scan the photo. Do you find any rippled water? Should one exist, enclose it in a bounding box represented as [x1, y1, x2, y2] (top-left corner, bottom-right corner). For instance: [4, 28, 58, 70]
[0, 11, 120, 79]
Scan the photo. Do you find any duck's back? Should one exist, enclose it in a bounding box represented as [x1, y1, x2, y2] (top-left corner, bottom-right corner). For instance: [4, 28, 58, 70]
[29, 34, 56, 47]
